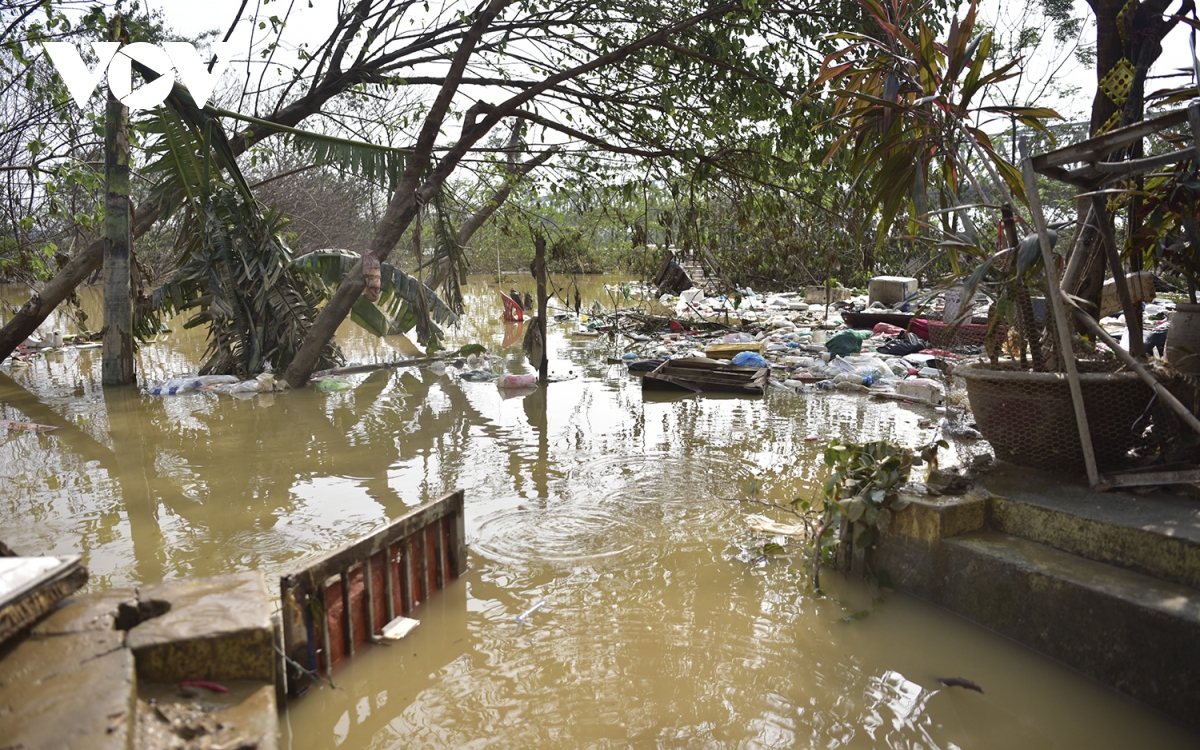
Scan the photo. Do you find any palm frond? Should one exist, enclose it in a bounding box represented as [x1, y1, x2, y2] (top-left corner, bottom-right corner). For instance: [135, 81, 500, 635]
[207, 105, 408, 189]
[292, 250, 458, 339]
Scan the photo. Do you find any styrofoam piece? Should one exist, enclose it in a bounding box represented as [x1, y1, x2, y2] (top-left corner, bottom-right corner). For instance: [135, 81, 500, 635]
[381, 616, 420, 640]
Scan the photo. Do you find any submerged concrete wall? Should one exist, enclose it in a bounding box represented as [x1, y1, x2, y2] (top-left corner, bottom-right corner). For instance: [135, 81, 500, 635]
[873, 469, 1200, 732]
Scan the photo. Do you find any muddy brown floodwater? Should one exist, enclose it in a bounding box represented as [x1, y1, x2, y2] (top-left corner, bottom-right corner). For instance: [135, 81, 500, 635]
[1, 276, 1195, 748]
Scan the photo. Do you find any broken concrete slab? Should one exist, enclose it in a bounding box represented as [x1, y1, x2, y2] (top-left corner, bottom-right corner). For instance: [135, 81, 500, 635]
[127, 571, 274, 683]
[31, 587, 138, 636]
[136, 683, 278, 750]
[0, 629, 135, 749]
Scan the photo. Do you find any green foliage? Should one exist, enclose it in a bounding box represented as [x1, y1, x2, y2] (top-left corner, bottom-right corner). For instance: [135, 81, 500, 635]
[1135, 153, 1200, 302]
[140, 188, 343, 378]
[291, 249, 458, 344]
[815, 0, 1060, 251]
[812, 439, 930, 588]
[1, 2, 168, 284]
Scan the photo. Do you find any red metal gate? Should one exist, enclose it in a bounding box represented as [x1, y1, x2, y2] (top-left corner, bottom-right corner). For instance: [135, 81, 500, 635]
[279, 490, 466, 695]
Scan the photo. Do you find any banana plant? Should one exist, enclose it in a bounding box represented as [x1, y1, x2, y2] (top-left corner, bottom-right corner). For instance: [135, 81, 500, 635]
[291, 249, 458, 345]
[133, 70, 455, 370]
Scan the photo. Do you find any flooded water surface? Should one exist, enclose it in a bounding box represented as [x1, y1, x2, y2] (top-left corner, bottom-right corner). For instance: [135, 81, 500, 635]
[1, 277, 1194, 748]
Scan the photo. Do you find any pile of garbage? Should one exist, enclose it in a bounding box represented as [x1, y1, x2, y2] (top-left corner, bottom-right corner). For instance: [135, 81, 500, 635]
[147, 373, 285, 398]
[599, 286, 965, 407]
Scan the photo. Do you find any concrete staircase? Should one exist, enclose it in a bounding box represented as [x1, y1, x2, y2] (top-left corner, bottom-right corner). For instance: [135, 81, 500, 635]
[877, 465, 1200, 731]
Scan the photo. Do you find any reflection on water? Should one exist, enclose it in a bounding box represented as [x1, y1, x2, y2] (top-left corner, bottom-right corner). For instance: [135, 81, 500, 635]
[1, 277, 1194, 748]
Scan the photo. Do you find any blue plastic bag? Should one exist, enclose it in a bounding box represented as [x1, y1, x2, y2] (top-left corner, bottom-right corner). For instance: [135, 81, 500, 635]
[731, 351, 769, 368]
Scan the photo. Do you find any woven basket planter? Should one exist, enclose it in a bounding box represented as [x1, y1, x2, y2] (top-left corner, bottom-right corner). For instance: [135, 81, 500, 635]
[957, 362, 1160, 473]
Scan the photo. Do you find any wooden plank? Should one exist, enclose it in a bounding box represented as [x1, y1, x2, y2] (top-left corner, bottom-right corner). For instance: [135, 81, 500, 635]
[401, 541, 414, 614]
[319, 585, 332, 676]
[363, 555, 377, 641]
[277, 490, 467, 680]
[435, 518, 446, 590]
[1032, 108, 1189, 170]
[279, 493, 461, 592]
[1104, 470, 1200, 488]
[416, 530, 429, 604]
[383, 545, 396, 621]
[1095, 149, 1189, 175]
[1021, 143, 1103, 488]
[703, 342, 762, 359]
[1091, 196, 1144, 357]
[1190, 104, 1200, 162]
[449, 491, 467, 578]
[340, 570, 354, 658]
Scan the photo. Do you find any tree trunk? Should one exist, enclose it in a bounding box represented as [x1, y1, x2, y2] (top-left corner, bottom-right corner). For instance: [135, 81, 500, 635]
[1067, 0, 1188, 312]
[427, 145, 556, 291]
[102, 90, 135, 386]
[281, 0, 741, 387]
[533, 232, 549, 384]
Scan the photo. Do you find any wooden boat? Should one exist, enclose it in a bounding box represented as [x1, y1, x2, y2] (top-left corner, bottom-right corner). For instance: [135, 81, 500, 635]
[500, 292, 524, 322]
[642, 358, 769, 395]
[0, 420, 57, 433]
[840, 310, 916, 331]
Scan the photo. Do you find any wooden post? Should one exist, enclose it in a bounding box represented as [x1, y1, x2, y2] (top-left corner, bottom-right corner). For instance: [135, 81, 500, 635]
[1020, 140, 1101, 488]
[102, 20, 135, 387]
[533, 233, 548, 384]
[1071, 310, 1200, 438]
[1000, 204, 1042, 370]
[1089, 196, 1145, 358]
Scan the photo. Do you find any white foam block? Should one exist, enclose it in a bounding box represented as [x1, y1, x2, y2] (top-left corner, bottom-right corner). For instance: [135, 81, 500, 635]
[381, 616, 420, 640]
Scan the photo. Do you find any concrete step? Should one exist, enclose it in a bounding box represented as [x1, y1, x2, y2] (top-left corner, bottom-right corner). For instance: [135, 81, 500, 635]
[942, 529, 1200, 729]
[982, 466, 1200, 590]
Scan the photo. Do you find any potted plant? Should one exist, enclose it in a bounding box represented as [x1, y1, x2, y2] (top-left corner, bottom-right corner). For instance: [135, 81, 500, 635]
[817, 0, 1180, 473]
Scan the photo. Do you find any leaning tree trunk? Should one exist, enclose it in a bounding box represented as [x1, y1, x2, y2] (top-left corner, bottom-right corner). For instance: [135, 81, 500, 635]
[101, 88, 135, 386]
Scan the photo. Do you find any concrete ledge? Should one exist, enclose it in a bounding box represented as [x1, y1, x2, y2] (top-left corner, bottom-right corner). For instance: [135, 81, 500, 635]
[30, 588, 137, 636]
[943, 530, 1200, 729]
[874, 473, 1200, 731]
[128, 571, 274, 683]
[0, 629, 135, 749]
[984, 467, 1200, 590]
[136, 683, 278, 749]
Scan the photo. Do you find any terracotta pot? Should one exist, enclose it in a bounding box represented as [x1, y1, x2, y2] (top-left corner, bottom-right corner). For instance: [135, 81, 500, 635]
[1166, 303, 1200, 375]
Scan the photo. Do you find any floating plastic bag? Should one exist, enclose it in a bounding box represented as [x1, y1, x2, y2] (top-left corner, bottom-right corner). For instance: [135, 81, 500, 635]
[824, 330, 866, 356]
[315, 377, 352, 392]
[721, 332, 755, 344]
[497, 373, 537, 389]
[731, 351, 769, 368]
[148, 375, 238, 396]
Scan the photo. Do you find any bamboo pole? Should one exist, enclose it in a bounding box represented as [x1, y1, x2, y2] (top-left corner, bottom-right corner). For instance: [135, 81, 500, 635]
[1020, 139, 1101, 488]
[1089, 196, 1145, 358]
[533, 233, 549, 384]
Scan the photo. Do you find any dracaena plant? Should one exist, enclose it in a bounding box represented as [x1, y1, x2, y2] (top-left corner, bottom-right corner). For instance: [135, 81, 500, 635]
[814, 0, 1058, 250]
[812, 0, 1062, 368]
